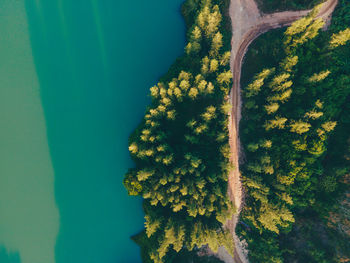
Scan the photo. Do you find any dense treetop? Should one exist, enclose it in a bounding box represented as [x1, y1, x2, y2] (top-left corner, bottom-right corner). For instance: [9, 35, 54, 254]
[123, 0, 350, 262]
[238, 1, 350, 262]
[123, 0, 234, 262]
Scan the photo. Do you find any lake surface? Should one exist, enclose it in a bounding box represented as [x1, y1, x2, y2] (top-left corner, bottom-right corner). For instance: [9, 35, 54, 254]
[0, 0, 185, 262]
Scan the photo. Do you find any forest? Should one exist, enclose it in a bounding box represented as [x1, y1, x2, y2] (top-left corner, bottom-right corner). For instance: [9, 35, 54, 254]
[123, 0, 233, 262]
[123, 0, 350, 262]
[238, 1, 350, 262]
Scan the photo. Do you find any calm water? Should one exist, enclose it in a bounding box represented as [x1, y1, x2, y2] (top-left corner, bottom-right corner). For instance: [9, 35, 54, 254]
[0, 0, 185, 263]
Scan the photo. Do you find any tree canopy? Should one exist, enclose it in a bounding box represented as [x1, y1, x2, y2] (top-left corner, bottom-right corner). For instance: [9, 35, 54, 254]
[238, 1, 350, 262]
[124, 0, 235, 262]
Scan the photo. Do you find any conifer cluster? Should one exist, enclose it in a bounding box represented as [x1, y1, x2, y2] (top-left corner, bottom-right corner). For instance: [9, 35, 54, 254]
[124, 0, 235, 262]
[239, 3, 350, 262]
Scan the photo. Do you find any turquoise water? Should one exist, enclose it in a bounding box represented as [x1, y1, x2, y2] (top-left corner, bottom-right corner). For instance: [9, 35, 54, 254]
[0, 0, 185, 262]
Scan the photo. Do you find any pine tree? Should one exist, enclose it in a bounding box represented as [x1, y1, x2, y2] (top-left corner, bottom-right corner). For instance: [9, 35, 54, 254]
[264, 117, 288, 130]
[137, 169, 155, 181]
[210, 59, 219, 72]
[188, 87, 199, 99]
[128, 142, 138, 154]
[220, 51, 231, 66]
[305, 110, 323, 119]
[290, 120, 311, 134]
[217, 70, 232, 85]
[191, 26, 202, 41]
[145, 215, 161, 238]
[211, 32, 223, 54]
[321, 121, 337, 132]
[202, 106, 216, 121]
[265, 103, 279, 114]
[329, 28, 350, 48]
[308, 70, 331, 83]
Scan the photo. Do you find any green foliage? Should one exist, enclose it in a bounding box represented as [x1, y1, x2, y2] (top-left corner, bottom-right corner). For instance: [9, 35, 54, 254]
[125, 0, 234, 262]
[133, 230, 225, 263]
[239, 2, 350, 262]
[329, 28, 350, 48]
[123, 170, 143, 196]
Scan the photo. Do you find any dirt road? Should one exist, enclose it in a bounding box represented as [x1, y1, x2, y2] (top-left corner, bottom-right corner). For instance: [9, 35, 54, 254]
[216, 0, 338, 262]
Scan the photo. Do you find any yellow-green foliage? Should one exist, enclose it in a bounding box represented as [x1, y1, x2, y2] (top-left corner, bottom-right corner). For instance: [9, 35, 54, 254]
[308, 70, 331, 83]
[329, 28, 350, 48]
[124, 0, 235, 262]
[240, 5, 348, 238]
[284, 4, 325, 53]
[239, 2, 350, 262]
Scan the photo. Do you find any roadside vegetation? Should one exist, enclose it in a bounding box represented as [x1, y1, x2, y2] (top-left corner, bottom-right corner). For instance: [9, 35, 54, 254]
[256, 0, 323, 13]
[123, 0, 233, 262]
[238, 1, 350, 262]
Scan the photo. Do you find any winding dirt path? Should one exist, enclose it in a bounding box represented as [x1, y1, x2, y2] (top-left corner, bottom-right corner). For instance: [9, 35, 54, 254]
[216, 0, 338, 262]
